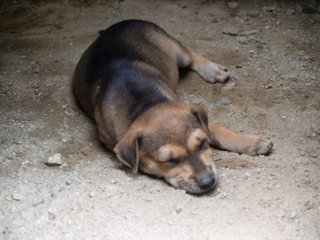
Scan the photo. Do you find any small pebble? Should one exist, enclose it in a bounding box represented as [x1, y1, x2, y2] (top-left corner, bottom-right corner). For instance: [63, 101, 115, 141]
[175, 205, 183, 214]
[48, 211, 56, 220]
[222, 26, 239, 36]
[46, 153, 62, 166]
[192, 97, 204, 105]
[286, 9, 296, 15]
[89, 192, 96, 198]
[289, 211, 297, 220]
[265, 84, 273, 89]
[12, 193, 25, 201]
[227, 219, 234, 225]
[214, 97, 232, 107]
[263, 6, 278, 12]
[227, 1, 239, 10]
[247, 10, 260, 17]
[223, 82, 236, 91]
[237, 36, 248, 44]
[244, 172, 251, 179]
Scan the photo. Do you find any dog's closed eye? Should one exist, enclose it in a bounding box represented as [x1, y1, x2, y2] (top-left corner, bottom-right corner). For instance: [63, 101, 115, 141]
[166, 158, 181, 167]
[198, 139, 209, 151]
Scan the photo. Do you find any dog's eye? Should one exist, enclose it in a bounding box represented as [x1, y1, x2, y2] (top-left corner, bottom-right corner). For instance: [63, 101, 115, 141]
[199, 140, 208, 151]
[166, 158, 181, 167]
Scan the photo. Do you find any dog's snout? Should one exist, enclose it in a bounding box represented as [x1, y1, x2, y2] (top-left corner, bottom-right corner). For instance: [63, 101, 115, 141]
[198, 174, 215, 190]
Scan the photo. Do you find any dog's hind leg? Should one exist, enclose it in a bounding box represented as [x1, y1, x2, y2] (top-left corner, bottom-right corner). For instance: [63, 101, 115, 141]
[187, 51, 230, 83]
[208, 123, 273, 156]
[149, 29, 229, 83]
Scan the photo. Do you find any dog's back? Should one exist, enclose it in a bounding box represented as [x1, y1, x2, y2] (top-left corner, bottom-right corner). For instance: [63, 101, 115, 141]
[73, 20, 179, 119]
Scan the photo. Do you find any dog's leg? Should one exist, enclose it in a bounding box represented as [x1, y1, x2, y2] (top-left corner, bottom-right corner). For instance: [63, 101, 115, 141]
[208, 123, 273, 156]
[171, 46, 229, 83]
[149, 31, 229, 83]
[187, 51, 229, 83]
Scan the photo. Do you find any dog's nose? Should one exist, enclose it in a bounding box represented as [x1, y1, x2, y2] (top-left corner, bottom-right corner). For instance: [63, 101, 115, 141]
[198, 174, 215, 190]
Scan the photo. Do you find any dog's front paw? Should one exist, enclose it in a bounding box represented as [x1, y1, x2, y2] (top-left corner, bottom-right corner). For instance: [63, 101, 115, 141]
[201, 62, 230, 84]
[243, 135, 273, 156]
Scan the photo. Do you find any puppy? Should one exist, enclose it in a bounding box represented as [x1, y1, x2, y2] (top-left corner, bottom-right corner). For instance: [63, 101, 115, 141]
[73, 20, 273, 195]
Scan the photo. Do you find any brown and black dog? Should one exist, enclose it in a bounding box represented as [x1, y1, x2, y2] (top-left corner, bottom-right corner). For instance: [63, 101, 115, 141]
[73, 20, 273, 194]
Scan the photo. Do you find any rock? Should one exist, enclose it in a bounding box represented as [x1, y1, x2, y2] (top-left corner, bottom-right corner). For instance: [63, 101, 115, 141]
[263, 6, 278, 12]
[265, 84, 272, 89]
[192, 97, 204, 105]
[244, 172, 251, 179]
[240, 29, 259, 36]
[223, 82, 236, 91]
[237, 36, 248, 44]
[175, 205, 183, 214]
[89, 191, 96, 198]
[255, 38, 267, 45]
[286, 9, 296, 15]
[46, 153, 62, 166]
[214, 97, 232, 107]
[48, 211, 56, 220]
[280, 74, 298, 81]
[227, 1, 239, 10]
[222, 26, 239, 36]
[227, 219, 234, 225]
[247, 10, 260, 17]
[31, 63, 41, 73]
[12, 192, 25, 201]
[289, 210, 297, 220]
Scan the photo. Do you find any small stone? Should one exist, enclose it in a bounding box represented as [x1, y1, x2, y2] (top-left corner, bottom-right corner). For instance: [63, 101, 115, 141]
[244, 172, 251, 179]
[46, 153, 62, 166]
[286, 9, 296, 15]
[31, 64, 40, 73]
[222, 26, 239, 36]
[289, 211, 297, 219]
[110, 180, 117, 184]
[227, 219, 234, 225]
[263, 6, 278, 12]
[65, 180, 72, 185]
[192, 97, 204, 105]
[280, 74, 297, 81]
[227, 1, 239, 10]
[89, 192, 96, 198]
[223, 82, 236, 91]
[175, 205, 183, 214]
[247, 10, 260, 17]
[48, 211, 56, 220]
[12, 193, 25, 201]
[237, 36, 248, 44]
[219, 191, 228, 199]
[255, 38, 267, 45]
[265, 84, 272, 89]
[214, 97, 232, 107]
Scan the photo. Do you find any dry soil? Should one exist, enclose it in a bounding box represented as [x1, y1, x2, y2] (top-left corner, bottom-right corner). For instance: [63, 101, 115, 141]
[0, 1, 319, 240]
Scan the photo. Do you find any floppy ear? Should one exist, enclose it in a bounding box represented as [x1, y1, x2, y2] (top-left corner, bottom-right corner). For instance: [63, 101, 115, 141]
[190, 105, 211, 137]
[113, 131, 143, 174]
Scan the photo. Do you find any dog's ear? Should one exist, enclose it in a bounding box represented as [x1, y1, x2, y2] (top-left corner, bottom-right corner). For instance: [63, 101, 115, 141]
[190, 105, 211, 137]
[113, 130, 143, 174]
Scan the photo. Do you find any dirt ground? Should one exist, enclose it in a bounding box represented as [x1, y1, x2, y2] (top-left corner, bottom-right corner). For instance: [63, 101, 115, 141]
[0, 0, 319, 239]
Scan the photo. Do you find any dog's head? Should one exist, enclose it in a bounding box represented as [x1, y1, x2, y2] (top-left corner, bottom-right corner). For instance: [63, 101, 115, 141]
[114, 102, 218, 195]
